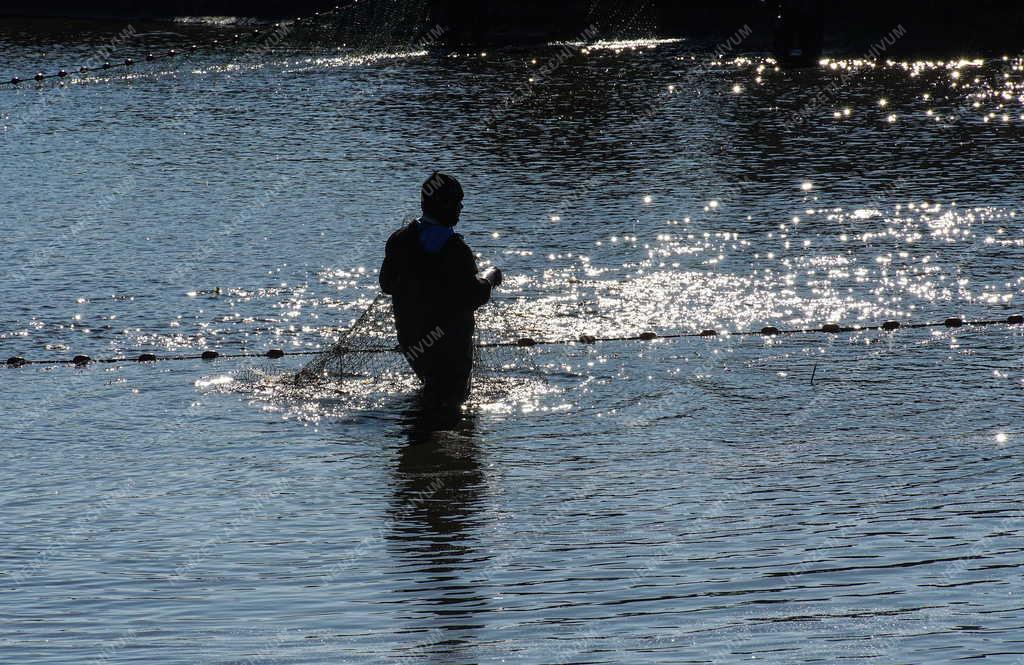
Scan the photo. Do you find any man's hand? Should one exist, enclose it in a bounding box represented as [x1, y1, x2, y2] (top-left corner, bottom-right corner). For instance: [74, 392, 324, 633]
[481, 266, 503, 288]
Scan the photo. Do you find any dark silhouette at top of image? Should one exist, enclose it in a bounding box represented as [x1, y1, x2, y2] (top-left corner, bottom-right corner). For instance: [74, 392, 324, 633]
[379, 173, 502, 407]
[772, 0, 825, 67]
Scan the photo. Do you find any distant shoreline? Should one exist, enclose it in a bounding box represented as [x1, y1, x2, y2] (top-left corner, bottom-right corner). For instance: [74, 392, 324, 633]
[2, 1, 1023, 56]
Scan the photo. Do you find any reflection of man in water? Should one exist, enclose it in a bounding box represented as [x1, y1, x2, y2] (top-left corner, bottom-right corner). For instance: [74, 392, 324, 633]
[387, 404, 489, 660]
[380, 173, 502, 405]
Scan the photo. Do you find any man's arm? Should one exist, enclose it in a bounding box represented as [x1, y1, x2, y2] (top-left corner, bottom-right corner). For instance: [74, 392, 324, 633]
[444, 238, 494, 311]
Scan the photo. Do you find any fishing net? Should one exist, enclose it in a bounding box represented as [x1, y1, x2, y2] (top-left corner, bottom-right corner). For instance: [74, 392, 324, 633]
[294, 293, 545, 402]
[295, 294, 404, 384]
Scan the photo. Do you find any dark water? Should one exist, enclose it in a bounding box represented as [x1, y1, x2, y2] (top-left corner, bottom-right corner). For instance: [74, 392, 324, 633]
[2, 15, 1024, 664]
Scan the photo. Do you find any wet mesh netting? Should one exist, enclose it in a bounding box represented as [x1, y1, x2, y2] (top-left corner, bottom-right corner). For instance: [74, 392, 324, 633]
[296, 294, 404, 384]
[294, 293, 541, 396]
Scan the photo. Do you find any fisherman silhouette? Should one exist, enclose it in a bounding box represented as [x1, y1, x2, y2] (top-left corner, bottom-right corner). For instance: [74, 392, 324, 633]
[379, 173, 502, 406]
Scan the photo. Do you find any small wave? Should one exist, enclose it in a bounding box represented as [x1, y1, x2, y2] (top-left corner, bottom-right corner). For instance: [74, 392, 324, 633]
[284, 50, 428, 73]
[555, 37, 686, 51]
[173, 16, 263, 27]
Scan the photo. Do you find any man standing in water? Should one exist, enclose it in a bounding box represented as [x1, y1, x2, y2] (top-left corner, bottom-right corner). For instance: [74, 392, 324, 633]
[379, 173, 502, 405]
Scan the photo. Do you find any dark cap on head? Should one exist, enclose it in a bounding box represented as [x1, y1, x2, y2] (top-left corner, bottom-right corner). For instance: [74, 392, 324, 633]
[421, 172, 464, 223]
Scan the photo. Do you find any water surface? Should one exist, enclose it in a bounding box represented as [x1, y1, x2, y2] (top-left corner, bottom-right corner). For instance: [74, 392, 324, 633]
[2, 15, 1024, 664]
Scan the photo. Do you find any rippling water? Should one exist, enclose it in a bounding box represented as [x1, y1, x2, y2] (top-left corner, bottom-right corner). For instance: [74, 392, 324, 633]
[3, 16, 1024, 664]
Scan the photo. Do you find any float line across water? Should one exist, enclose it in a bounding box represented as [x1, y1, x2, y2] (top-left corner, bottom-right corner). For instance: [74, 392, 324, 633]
[6, 313, 1022, 368]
